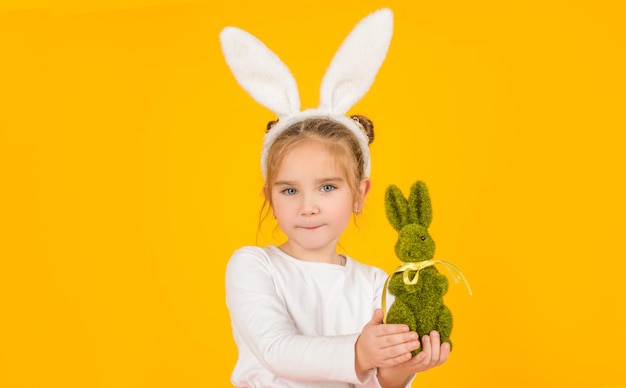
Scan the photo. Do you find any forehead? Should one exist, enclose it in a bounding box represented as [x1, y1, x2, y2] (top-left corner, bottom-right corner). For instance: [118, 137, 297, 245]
[276, 141, 345, 179]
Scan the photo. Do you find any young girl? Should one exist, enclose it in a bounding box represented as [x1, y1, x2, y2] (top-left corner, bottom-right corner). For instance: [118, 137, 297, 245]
[221, 8, 450, 387]
[225, 117, 450, 388]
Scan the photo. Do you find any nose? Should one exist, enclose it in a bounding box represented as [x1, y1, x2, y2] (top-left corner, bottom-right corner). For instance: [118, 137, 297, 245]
[300, 194, 319, 216]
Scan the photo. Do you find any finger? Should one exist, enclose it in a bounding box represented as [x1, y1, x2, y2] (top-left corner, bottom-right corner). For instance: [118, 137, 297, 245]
[375, 323, 411, 337]
[370, 309, 384, 324]
[364, 309, 384, 327]
[364, 310, 405, 334]
[385, 336, 420, 357]
[366, 324, 410, 339]
[437, 342, 451, 366]
[428, 331, 441, 366]
[420, 334, 432, 364]
[380, 331, 418, 349]
[372, 335, 419, 363]
[381, 351, 413, 367]
[411, 347, 428, 365]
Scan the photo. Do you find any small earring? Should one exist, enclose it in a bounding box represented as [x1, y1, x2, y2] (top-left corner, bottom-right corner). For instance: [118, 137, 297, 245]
[354, 207, 360, 215]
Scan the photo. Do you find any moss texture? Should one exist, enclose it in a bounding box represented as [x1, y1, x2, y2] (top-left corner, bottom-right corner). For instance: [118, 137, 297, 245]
[384, 181, 453, 354]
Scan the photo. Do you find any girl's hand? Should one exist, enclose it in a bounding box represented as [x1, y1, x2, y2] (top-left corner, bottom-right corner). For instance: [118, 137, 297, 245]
[354, 309, 420, 377]
[376, 330, 450, 388]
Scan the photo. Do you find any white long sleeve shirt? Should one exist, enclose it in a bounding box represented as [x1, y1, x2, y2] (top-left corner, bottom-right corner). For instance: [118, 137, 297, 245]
[225, 245, 404, 388]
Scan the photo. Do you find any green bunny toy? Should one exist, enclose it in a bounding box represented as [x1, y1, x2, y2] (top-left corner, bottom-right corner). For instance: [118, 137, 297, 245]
[383, 181, 471, 354]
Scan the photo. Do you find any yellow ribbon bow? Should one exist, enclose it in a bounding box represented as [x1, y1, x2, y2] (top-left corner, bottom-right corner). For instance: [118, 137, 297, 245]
[381, 259, 473, 323]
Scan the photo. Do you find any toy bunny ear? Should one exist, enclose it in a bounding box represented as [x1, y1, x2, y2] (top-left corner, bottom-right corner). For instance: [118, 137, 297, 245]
[220, 26, 300, 118]
[385, 185, 409, 232]
[408, 181, 433, 227]
[319, 8, 393, 114]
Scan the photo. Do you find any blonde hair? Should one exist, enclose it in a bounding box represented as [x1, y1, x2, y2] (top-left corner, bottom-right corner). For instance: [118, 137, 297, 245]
[262, 116, 374, 213]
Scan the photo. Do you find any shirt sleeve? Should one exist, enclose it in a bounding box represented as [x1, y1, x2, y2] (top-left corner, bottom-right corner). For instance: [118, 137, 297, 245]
[225, 247, 372, 384]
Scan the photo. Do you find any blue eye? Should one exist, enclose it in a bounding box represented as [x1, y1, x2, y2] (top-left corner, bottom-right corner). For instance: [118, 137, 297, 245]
[321, 184, 336, 192]
[281, 188, 297, 195]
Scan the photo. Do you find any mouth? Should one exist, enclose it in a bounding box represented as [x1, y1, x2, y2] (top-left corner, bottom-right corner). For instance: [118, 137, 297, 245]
[299, 225, 323, 230]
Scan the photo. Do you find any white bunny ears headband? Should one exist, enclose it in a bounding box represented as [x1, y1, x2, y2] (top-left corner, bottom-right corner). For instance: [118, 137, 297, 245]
[219, 8, 393, 179]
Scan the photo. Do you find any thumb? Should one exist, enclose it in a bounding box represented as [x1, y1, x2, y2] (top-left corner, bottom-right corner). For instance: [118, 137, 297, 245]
[368, 308, 384, 325]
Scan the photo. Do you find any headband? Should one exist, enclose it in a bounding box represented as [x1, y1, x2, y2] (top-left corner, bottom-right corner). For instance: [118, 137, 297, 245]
[219, 8, 393, 179]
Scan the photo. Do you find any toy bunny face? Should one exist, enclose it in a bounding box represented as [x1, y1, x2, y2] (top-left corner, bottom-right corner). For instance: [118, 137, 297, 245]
[396, 224, 435, 262]
[385, 181, 436, 262]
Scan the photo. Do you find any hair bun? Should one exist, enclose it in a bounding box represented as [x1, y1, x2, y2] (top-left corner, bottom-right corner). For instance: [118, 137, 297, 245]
[350, 115, 375, 145]
[266, 119, 278, 133]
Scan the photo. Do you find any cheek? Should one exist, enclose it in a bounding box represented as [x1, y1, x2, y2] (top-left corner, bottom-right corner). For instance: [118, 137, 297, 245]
[271, 197, 293, 218]
[331, 196, 355, 222]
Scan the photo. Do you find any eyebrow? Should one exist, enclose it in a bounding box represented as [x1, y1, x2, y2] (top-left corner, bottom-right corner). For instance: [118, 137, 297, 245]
[273, 177, 345, 186]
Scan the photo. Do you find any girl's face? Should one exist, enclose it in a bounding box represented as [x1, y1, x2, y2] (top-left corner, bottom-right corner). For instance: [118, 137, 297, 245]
[268, 141, 369, 262]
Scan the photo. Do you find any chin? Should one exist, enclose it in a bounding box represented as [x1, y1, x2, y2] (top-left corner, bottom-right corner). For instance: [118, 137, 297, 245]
[290, 237, 337, 252]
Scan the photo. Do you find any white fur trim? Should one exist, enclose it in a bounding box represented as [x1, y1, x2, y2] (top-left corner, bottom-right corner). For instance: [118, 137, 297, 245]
[260, 109, 371, 179]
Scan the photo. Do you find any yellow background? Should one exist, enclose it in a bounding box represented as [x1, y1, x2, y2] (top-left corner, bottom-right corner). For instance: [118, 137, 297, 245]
[1, 0, 625, 387]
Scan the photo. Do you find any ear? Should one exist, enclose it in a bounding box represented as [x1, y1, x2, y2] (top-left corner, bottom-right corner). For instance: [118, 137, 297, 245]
[318, 8, 393, 115]
[385, 185, 409, 232]
[355, 178, 372, 210]
[262, 185, 269, 200]
[408, 181, 432, 227]
[219, 26, 300, 118]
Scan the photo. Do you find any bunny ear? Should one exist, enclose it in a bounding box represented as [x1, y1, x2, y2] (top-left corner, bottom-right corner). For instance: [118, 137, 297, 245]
[408, 181, 433, 227]
[385, 185, 409, 232]
[220, 26, 300, 118]
[319, 8, 393, 114]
